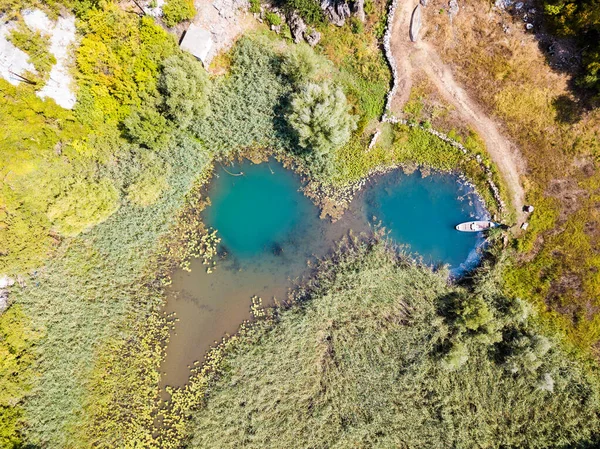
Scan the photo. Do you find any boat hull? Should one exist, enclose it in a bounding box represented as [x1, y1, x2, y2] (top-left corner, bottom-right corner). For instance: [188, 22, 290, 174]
[455, 221, 498, 232]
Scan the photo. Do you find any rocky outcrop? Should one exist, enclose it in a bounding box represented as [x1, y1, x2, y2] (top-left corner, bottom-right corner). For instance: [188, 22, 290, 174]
[0, 275, 15, 314]
[320, 0, 351, 26]
[448, 0, 459, 19]
[305, 29, 321, 46]
[287, 11, 307, 43]
[353, 0, 366, 22]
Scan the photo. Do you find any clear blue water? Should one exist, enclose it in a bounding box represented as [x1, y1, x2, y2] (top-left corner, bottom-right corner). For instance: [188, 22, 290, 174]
[204, 162, 319, 258]
[363, 170, 486, 273]
[162, 159, 488, 388]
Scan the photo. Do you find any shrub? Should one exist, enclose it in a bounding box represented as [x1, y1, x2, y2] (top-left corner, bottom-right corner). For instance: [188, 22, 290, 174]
[249, 0, 261, 13]
[265, 11, 282, 26]
[280, 0, 325, 25]
[123, 105, 171, 150]
[162, 0, 196, 27]
[280, 42, 332, 85]
[46, 178, 120, 236]
[286, 81, 357, 173]
[159, 53, 210, 129]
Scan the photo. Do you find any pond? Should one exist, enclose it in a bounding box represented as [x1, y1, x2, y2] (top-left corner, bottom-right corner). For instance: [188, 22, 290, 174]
[160, 159, 487, 389]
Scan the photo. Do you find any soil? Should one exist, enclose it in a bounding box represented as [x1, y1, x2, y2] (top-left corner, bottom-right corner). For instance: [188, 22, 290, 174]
[388, 0, 527, 224]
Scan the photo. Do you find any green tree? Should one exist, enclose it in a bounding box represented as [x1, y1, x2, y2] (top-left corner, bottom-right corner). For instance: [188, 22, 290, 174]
[280, 43, 332, 86]
[158, 53, 210, 129]
[46, 178, 119, 236]
[287, 81, 357, 173]
[123, 105, 171, 150]
[162, 0, 196, 27]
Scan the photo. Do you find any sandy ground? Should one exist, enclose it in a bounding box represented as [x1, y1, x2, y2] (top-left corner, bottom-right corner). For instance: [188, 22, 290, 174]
[23, 9, 77, 109]
[0, 9, 76, 109]
[192, 0, 254, 67]
[388, 0, 526, 221]
[0, 20, 35, 85]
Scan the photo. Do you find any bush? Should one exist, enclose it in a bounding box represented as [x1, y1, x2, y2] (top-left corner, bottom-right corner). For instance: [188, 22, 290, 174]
[249, 0, 261, 13]
[280, 42, 332, 85]
[46, 178, 120, 236]
[280, 0, 325, 25]
[162, 0, 196, 27]
[286, 81, 357, 173]
[159, 53, 210, 129]
[265, 11, 282, 26]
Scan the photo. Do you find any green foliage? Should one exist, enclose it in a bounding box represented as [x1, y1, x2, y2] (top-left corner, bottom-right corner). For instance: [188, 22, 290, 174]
[123, 103, 172, 150]
[264, 11, 282, 26]
[8, 21, 56, 83]
[542, 0, 600, 95]
[179, 240, 600, 448]
[0, 305, 40, 449]
[287, 81, 357, 174]
[249, 0, 261, 13]
[162, 0, 196, 27]
[158, 53, 210, 129]
[280, 0, 325, 25]
[190, 36, 291, 154]
[45, 177, 119, 236]
[75, 6, 177, 123]
[280, 42, 332, 85]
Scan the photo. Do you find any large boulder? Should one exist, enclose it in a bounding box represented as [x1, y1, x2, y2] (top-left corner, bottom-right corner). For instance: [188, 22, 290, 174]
[353, 0, 366, 22]
[288, 11, 307, 43]
[305, 29, 321, 47]
[320, 0, 351, 26]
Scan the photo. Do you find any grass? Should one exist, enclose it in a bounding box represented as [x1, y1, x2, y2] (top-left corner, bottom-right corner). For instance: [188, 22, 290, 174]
[425, 0, 600, 353]
[173, 239, 600, 448]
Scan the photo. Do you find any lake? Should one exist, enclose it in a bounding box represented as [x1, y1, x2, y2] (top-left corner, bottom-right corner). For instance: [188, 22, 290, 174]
[160, 159, 487, 388]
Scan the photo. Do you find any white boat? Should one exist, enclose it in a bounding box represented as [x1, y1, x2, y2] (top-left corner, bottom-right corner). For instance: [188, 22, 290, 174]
[455, 221, 498, 232]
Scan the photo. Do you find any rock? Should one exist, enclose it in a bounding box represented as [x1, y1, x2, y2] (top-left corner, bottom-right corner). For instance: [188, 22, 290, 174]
[0, 291, 7, 314]
[521, 222, 529, 230]
[287, 11, 307, 43]
[523, 205, 535, 213]
[305, 29, 321, 46]
[321, 0, 351, 26]
[448, 0, 459, 18]
[353, 0, 366, 22]
[409, 4, 422, 42]
[525, 22, 533, 30]
[515, 1, 524, 9]
[271, 24, 281, 33]
[494, 0, 513, 8]
[0, 276, 15, 289]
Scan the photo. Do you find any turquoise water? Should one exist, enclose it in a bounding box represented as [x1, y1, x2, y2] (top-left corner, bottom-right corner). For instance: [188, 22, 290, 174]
[363, 170, 486, 272]
[204, 162, 318, 258]
[162, 160, 487, 388]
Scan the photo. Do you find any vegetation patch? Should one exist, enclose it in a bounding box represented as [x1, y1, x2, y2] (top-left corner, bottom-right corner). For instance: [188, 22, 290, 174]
[171, 239, 600, 448]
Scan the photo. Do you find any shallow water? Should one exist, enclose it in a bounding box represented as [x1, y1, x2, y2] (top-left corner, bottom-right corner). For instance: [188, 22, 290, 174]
[160, 160, 487, 389]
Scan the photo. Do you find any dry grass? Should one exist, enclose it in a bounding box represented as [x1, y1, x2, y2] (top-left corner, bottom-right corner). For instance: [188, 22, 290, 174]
[422, 0, 600, 352]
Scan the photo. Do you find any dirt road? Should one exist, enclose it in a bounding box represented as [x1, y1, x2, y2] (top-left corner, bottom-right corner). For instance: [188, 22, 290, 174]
[388, 0, 526, 221]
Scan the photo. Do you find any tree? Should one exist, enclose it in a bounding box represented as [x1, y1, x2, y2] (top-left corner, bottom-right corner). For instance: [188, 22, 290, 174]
[123, 105, 171, 151]
[286, 81, 357, 173]
[46, 178, 119, 236]
[280, 43, 332, 86]
[162, 0, 196, 27]
[158, 53, 210, 129]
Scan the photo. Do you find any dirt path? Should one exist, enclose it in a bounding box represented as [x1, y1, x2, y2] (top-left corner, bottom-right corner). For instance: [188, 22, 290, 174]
[388, 0, 526, 222]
